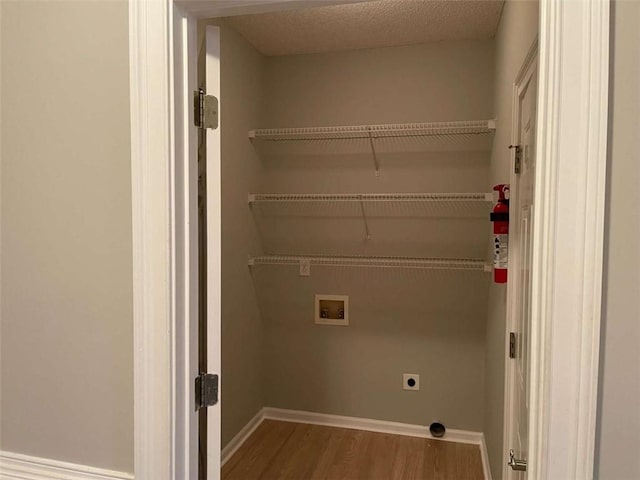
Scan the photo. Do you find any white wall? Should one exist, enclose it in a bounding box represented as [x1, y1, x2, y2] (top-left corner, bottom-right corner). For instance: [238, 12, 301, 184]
[199, 18, 267, 448]
[254, 40, 495, 430]
[484, 1, 538, 478]
[0, 0, 133, 473]
[595, 1, 640, 478]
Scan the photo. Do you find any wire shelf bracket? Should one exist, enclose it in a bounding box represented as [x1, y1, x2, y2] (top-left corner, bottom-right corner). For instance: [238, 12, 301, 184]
[367, 127, 380, 176]
[358, 195, 372, 241]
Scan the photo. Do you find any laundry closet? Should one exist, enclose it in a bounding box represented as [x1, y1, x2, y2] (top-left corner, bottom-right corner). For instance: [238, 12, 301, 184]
[197, 2, 535, 479]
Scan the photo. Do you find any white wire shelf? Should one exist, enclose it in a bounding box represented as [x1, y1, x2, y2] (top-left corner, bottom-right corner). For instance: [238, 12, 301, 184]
[248, 120, 496, 141]
[248, 192, 493, 204]
[248, 254, 492, 272]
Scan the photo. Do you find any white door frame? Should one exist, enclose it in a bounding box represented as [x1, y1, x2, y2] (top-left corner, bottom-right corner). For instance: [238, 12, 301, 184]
[529, 1, 609, 478]
[128, 1, 610, 479]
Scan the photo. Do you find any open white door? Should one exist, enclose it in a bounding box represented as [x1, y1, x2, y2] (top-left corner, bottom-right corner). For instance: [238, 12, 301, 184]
[504, 47, 538, 480]
[199, 25, 222, 480]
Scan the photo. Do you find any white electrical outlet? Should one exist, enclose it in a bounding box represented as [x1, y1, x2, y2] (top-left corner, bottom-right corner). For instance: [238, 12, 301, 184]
[299, 259, 310, 277]
[403, 374, 420, 391]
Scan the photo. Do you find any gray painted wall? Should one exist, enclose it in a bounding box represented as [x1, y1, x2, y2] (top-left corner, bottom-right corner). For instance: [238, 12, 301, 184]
[595, 1, 640, 478]
[484, 1, 539, 478]
[256, 40, 495, 431]
[0, 0, 133, 473]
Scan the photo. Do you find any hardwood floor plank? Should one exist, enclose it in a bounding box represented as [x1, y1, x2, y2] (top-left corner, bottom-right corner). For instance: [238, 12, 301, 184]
[315, 427, 366, 480]
[308, 425, 349, 480]
[454, 443, 484, 480]
[341, 429, 373, 480]
[422, 439, 452, 479]
[361, 432, 399, 479]
[222, 420, 486, 480]
[258, 423, 331, 479]
[439, 441, 459, 480]
[391, 435, 426, 479]
[222, 420, 296, 480]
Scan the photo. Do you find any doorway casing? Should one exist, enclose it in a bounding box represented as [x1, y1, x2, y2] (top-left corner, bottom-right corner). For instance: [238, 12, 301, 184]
[128, 1, 610, 479]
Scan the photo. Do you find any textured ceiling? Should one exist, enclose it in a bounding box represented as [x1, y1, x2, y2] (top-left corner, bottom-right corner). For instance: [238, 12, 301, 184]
[225, 0, 505, 56]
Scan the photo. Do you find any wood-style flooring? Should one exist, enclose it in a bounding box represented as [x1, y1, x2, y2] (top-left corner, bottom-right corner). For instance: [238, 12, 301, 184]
[221, 420, 484, 480]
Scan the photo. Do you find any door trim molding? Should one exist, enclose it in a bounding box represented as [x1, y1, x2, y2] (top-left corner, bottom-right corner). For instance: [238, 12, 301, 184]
[129, 1, 175, 479]
[530, 1, 609, 479]
[128, 1, 610, 479]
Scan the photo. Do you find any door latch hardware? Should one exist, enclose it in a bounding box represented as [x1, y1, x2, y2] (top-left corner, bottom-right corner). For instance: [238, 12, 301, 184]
[509, 332, 516, 359]
[195, 373, 219, 411]
[509, 145, 522, 174]
[508, 449, 527, 471]
[194, 88, 219, 129]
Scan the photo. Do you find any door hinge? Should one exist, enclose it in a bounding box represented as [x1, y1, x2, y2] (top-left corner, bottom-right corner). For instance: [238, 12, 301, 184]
[193, 88, 219, 130]
[509, 332, 516, 359]
[509, 145, 522, 174]
[195, 373, 219, 411]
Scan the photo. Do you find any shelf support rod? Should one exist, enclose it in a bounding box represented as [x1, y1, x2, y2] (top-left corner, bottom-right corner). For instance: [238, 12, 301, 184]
[367, 127, 380, 176]
[359, 195, 372, 241]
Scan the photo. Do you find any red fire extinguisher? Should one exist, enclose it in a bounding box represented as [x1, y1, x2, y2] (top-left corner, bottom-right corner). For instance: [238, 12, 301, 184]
[490, 184, 510, 283]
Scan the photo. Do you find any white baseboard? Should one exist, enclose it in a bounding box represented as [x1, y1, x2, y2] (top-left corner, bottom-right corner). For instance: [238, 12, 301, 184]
[221, 408, 265, 467]
[0, 451, 133, 480]
[264, 407, 483, 445]
[479, 433, 493, 480]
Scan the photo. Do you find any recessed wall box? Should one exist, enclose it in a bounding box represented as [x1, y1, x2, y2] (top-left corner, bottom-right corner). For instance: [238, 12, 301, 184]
[315, 295, 349, 326]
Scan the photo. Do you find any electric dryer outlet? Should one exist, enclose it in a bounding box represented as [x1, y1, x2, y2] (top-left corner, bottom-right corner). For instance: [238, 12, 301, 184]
[403, 374, 420, 391]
